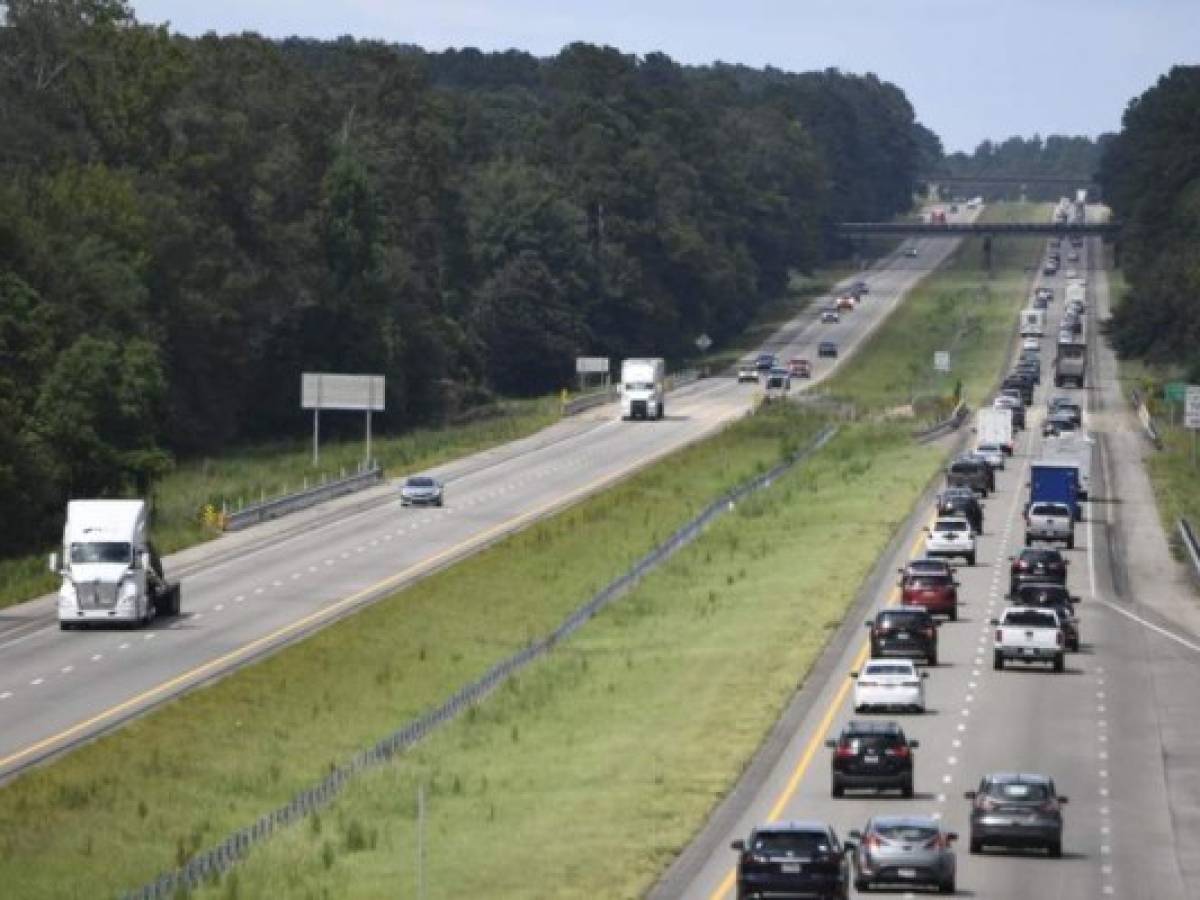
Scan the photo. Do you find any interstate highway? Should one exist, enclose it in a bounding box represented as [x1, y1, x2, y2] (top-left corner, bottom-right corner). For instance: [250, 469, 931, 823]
[0, 214, 974, 783]
[657, 234, 1200, 899]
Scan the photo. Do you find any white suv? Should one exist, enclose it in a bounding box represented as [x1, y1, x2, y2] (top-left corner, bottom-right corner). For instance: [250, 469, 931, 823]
[924, 516, 977, 566]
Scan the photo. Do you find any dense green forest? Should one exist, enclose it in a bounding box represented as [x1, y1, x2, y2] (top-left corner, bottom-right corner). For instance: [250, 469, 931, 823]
[938, 134, 1108, 200]
[1098, 65, 1200, 373]
[0, 0, 931, 554]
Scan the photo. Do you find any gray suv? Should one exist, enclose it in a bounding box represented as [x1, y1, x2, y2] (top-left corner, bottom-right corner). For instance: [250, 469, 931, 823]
[1024, 501, 1074, 549]
[946, 456, 993, 497]
[966, 773, 1068, 857]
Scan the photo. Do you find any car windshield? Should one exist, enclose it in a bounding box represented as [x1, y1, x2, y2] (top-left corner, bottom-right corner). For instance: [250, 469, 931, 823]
[406, 477, 435, 488]
[1022, 550, 1062, 564]
[910, 575, 951, 588]
[987, 781, 1050, 801]
[879, 611, 929, 627]
[1032, 504, 1071, 517]
[750, 831, 830, 857]
[844, 733, 902, 752]
[863, 663, 914, 676]
[70, 542, 132, 564]
[978, 444, 1001, 453]
[936, 520, 968, 532]
[874, 823, 939, 842]
[1004, 610, 1058, 627]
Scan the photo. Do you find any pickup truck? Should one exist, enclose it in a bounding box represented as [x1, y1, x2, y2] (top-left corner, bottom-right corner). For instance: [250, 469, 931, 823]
[1024, 501, 1074, 549]
[991, 607, 1066, 672]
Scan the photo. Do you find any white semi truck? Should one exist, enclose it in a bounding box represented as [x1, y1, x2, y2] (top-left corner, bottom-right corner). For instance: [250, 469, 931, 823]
[1020, 308, 1046, 337]
[619, 358, 666, 420]
[50, 499, 181, 630]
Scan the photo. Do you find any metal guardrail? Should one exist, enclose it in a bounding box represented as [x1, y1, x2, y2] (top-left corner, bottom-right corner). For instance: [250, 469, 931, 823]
[913, 401, 969, 442]
[222, 467, 385, 531]
[123, 423, 839, 900]
[1130, 388, 1163, 450]
[1179, 519, 1200, 586]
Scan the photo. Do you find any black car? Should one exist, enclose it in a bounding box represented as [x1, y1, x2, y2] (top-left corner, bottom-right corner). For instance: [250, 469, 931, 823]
[966, 773, 1068, 857]
[936, 488, 983, 534]
[827, 720, 918, 798]
[1042, 411, 1079, 437]
[1015, 360, 1041, 384]
[732, 821, 851, 900]
[867, 608, 938, 665]
[818, 341, 838, 358]
[1002, 373, 1034, 405]
[1009, 548, 1069, 594]
[946, 456, 993, 496]
[1013, 582, 1080, 650]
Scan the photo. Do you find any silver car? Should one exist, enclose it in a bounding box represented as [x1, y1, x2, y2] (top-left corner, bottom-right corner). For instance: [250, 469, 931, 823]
[975, 442, 1005, 470]
[848, 815, 957, 893]
[400, 475, 444, 507]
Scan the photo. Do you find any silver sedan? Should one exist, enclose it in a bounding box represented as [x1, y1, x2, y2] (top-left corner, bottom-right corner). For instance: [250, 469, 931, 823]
[399, 475, 444, 507]
[848, 815, 957, 893]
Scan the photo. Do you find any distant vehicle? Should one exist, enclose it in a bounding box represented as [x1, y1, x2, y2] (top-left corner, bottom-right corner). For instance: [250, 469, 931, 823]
[935, 487, 983, 535]
[905, 246, 919, 258]
[851, 280, 870, 295]
[400, 475, 444, 507]
[993, 394, 1026, 430]
[788, 357, 812, 379]
[1035, 287, 1054, 303]
[763, 369, 790, 402]
[52, 499, 181, 630]
[821, 308, 841, 323]
[976, 406, 1013, 454]
[850, 659, 928, 714]
[991, 606, 1066, 672]
[620, 357, 666, 420]
[924, 516, 977, 565]
[1043, 432, 1092, 498]
[1020, 308, 1046, 337]
[1065, 267, 1078, 279]
[929, 209, 948, 227]
[946, 456, 993, 497]
[897, 557, 954, 582]
[975, 442, 1006, 471]
[1013, 582, 1080, 651]
[731, 821, 852, 900]
[900, 567, 960, 620]
[1054, 336, 1087, 387]
[737, 362, 759, 383]
[867, 607, 939, 664]
[1042, 411, 1079, 438]
[1009, 547, 1069, 594]
[827, 720, 918, 797]
[1042, 262, 1059, 276]
[836, 295, 857, 311]
[818, 341, 839, 358]
[1022, 336, 1041, 352]
[1030, 460, 1081, 521]
[755, 352, 777, 372]
[966, 773, 1068, 857]
[1025, 501, 1074, 549]
[848, 815, 957, 894]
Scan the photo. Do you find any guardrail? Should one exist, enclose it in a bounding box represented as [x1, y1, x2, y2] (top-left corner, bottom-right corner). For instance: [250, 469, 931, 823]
[1179, 518, 1200, 586]
[1130, 387, 1163, 450]
[123, 423, 839, 900]
[222, 467, 385, 531]
[913, 401, 969, 442]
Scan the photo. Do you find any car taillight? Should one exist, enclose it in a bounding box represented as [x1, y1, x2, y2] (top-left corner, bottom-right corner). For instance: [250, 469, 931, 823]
[835, 745, 855, 758]
[995, 629, 1003, 642]
[924, 833, 947, 850]
[1017, 560, 1030, 570]
[1039, 798, 1061, 813]
[977, 794, 999, 811]
[1056, 631, 1064, 647]
[922, 627, 935, 638]
[885, 745, 911, 758]
[863, 833, 883, 850]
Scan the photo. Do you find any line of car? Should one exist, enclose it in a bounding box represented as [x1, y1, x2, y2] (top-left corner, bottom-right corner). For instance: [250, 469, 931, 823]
[730, 234, 1087, 899]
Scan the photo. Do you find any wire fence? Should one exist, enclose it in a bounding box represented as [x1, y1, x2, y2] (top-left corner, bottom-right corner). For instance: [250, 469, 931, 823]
[123, 423, 839, 899]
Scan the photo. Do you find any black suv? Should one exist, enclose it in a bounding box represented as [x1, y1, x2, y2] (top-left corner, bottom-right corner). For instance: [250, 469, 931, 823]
[1009, 548, 1069, 594]
[732, 821, 851, 900]
[867, 608, 938, 665]
[1002, 372, 1035, 405]
[946, 456, 993, 497]
[1013, 582, 1080, 650]
[826, 721, 918, 798]
[936, 488, 983, 534]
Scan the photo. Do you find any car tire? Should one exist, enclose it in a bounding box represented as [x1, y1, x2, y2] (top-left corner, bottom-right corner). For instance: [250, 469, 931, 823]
[948, 606, 958, 622]
[1053, 654, 1065, 673]
[993, 651, 1004, 671]
[901, 778, 914, 798]
[1024, 533, 1032, 545]
[966, 552, 976, 566]
[939, 876, 956, 894]
[928, 652, 938, 667]
[1070, 637, 1080, 652]
[1066, 536, 1074, 550]
[1048, 840, 1062, 858]
[970, 837, 983, 854]
[436, 498, 444, 508]
[831, 779, 845, 799]
[855, 877, 871, 892]
[59, 621, 73, 631]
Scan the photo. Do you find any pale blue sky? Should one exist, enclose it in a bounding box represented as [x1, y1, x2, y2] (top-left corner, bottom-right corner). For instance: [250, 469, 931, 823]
[133, 0, 1198, 152]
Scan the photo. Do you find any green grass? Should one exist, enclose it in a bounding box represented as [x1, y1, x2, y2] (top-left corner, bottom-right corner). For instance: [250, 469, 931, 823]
[0, 397, 560, 611]
[0, 405, 827, 900]
[820, 203, 1049, 419]
[1109, 270, 1200, 555]
[192, 424, 940, 900]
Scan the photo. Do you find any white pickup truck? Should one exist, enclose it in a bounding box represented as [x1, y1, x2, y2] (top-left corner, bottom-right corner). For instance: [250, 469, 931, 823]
[991, 606, 1065, 672]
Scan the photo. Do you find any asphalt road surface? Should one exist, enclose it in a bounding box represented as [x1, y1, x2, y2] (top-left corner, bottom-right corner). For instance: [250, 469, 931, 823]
[656, 232, 1200, 899]
[0, 213, 976, 783]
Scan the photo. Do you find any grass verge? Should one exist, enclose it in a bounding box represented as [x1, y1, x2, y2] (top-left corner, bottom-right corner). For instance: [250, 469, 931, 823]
[0, 405, 826, 900]
[0, 397, 560, 611]
[820, 203, 1048, 418]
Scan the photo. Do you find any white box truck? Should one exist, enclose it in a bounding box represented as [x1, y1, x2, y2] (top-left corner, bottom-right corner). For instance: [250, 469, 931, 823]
[1044, 433, 1094, 500]
[976, 406, 1014, 455]
[50, 499, 181, 630]
[1020, 308, 1046, 337]
[619, 358, 666, 420]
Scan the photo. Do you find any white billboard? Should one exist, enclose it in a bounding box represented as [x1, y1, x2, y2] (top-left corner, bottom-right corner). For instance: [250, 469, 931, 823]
[301, 374, 385, 412]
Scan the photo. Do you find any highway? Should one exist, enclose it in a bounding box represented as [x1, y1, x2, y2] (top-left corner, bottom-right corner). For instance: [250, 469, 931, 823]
[0, 214, 975, 783]
[655, 232, 1200, 899]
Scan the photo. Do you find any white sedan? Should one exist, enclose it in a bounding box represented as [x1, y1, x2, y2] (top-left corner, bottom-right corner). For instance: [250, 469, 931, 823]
[852, 659, 928, 713]
[925, 516, 977, 565]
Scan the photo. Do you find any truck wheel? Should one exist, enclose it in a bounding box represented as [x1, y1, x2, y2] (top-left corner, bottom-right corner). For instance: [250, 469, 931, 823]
[901, 778, 914, 798]
[993, 652, 1004, 671]
[659, 402, 665, 419]
[1066, 536, 1075, 550]
[831, 779, 845, 799]
[1053, 654, 1065, 673]
[1048, 840, 1062, 858]
[59, 621, 73, 632]
[928, 651, 938, 666]
[948, 606, 958, 622]
[970, 837, 983, 855]
[966, 552, 976, 566]
[1024, 533, 1032, 545]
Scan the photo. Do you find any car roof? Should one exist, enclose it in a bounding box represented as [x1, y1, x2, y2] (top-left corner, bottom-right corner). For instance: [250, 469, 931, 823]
[842, 719, 904, 735]
[754, 820, 834, 834]
[878, 607, 932, 619]
[1020, 547, 1064, 558]
[982, 772, 1053, 785]
[864, 658, 917, 669]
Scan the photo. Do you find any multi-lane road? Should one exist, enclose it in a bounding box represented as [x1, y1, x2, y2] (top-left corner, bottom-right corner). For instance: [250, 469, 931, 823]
[655, 232, 1200, 899]
[0, 217, 975, 783]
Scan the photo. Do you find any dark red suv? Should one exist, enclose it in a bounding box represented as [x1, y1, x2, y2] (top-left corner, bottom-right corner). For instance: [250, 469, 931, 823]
[900, 572, 960, 620]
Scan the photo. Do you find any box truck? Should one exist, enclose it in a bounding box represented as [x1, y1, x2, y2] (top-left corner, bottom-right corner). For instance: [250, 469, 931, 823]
[1020, 309, 1046, 337]
[620, 358, 666, 420]
[1029, 462, 1081, 522]
[976, 406, 1014, 455]
[1044, 433, 1094, 500]
[50, 499, 181, 630]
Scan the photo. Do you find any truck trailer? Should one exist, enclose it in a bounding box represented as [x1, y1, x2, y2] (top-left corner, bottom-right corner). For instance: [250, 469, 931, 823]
[976, 407, 1014, 455]
[51, 499, 181, 630]
[619, 358, 666, 420]
[1029, 461, 1082, 522]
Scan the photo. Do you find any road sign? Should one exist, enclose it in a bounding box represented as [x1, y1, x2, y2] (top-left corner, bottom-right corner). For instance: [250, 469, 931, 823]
[934, 351, 951, 373]
[695, 333, 713, 352]
[1185, 386, 1200, 430]
[1165, 382, 1188, 404]
[576, 357, 609, 374]
[301, 373, 385, 411]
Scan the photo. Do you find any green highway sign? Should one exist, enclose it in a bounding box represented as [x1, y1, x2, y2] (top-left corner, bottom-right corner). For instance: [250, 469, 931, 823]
[1165, 381, 1188, 403]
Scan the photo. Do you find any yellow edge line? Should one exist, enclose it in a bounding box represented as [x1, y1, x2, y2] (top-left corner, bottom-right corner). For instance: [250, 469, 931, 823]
[710, 523, 930, 900]
[0, 411, 733, 774]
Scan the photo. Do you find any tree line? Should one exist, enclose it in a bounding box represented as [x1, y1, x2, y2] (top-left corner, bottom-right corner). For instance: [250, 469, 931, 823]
[0, 0, 931, 555]
[938, 134, 1108, 201]
[1098, 65, 1200, 374]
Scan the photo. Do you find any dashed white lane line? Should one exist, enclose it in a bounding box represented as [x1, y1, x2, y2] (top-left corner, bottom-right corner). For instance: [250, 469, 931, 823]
[0, 691, 10, 700]
[60, 666, 73, 674]
[255, 587, 265, 594]
[119, 642, 130, 650]
[272, 580, 283, 587]
[215, 604, 224, 612]
[309, 566, 319, 573]
[234, 595, 246, 602]
[291, 573, 302, 580]
[30, 678, 43, 686]
[91, 654, 102, 662]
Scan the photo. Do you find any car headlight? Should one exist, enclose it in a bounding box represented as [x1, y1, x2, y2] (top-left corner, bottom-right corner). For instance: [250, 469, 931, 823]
[59, 581, 77, 604]
[118, 579, 139, 604]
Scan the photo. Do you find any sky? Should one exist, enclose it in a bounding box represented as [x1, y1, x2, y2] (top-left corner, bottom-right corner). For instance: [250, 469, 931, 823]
[131, 0, 1199, 152]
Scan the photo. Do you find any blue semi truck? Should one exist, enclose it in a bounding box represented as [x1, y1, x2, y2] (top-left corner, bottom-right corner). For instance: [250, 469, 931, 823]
[1029, 461, 1081, 522]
